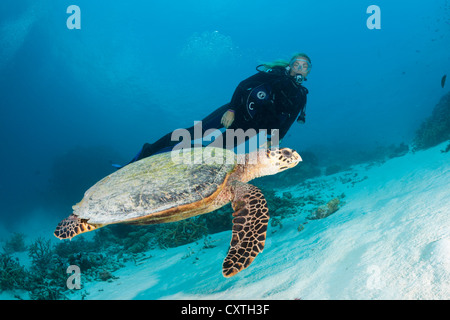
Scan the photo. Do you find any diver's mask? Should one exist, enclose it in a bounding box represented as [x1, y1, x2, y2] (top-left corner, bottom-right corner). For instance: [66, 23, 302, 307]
[290, 58, 312, 73]
[287, 58, 311, 84]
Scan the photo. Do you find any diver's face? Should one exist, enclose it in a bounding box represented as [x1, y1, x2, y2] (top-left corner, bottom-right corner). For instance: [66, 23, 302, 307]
[289, 58, 311, 77]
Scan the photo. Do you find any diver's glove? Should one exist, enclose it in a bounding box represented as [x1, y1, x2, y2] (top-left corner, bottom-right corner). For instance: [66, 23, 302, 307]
[221, 109, 235, 128]
[297, 113, 306, 124]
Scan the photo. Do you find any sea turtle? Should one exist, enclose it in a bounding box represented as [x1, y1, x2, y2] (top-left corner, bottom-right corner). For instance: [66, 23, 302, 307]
[54, 147, 301, 277]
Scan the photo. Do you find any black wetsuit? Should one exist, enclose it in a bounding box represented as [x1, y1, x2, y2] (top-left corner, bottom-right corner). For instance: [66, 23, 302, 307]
[128, 66, 308, 163]
[228, 66, 308, 139]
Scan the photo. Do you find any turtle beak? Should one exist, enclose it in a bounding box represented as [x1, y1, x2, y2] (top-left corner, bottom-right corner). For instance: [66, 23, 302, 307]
[280, 148, 302, 170]
[291, 149, 302, 164]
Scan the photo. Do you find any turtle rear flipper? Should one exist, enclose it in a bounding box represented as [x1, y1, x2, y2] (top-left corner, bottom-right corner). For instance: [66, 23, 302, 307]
[223, 182, 269, 277]
[54, 214, 97, 240]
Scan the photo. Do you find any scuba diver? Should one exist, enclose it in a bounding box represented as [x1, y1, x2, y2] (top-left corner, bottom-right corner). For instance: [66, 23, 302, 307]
[123, 52, 311, 166]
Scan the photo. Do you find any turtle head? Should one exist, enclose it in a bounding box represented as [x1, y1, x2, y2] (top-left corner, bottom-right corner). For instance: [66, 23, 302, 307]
[240, 148, 301, 181]
[237, 148, 301, 182]
[264, 148, 302, 174]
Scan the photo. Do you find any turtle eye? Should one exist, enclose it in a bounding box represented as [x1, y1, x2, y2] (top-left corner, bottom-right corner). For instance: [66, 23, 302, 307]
[281, 149, 292, 158]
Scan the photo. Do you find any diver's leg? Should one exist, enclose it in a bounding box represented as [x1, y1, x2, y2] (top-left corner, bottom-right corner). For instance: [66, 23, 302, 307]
[184, 103, 230, 149]
[128, 103, 231, 165]
[152, 103, 230, 151]
[173, 103, 229, 139]
[133, 132, 176, 161]
[120, 131, 176, 167]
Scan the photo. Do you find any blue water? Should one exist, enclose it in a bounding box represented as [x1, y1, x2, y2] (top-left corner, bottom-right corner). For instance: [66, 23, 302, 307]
[0, 0, 449, 231]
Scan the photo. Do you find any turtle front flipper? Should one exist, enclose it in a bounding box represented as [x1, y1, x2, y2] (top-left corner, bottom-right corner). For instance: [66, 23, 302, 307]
[223, 182, 269, 277]
[54, 214, 98, 240]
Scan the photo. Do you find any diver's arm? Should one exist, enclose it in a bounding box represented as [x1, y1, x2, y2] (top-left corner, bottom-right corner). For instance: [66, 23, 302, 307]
[223, 72, 277, 129]
[221, 84, 241, 128]
[222, 79, 250, 128]
[296, 87, 308, 124]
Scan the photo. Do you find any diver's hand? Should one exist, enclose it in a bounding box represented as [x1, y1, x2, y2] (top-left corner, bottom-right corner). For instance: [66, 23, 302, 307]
[221, 109, 235, 128]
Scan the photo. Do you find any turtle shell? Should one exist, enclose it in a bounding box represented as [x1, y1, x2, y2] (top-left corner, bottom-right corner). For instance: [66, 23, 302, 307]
[73, 147, 237, 224]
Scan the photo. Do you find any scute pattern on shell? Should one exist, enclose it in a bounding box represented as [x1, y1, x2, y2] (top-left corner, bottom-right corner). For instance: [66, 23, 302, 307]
[73, 148, 236, 224]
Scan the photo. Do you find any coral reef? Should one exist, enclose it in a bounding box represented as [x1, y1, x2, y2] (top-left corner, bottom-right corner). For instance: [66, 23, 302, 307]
[307, 198, 342, 220]
[260, 188, 305, 220]
[155, 218, 208, 249]
[27, 237, 68, 300]
[202, 205, 233, 234]
[0, 253, 29, 291]
[97, 269, 116, 282]
[28, 237, 54, 271]
[123, 229, 154, 253]
[0, 232, 128, 300]
[54, 236, 96, 258]
[2, 232, 27, 254]
[413, 91, 450, 150]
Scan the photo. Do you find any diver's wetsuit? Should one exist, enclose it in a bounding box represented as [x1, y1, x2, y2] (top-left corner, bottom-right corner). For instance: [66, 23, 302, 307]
[128, 66, 308, 164]
[228, 66, 308, 140]
[129, 103, 231, 163]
